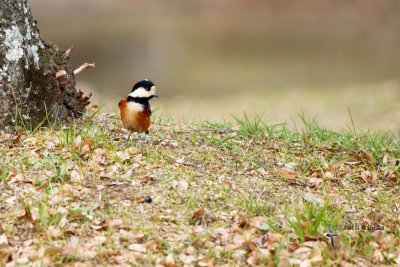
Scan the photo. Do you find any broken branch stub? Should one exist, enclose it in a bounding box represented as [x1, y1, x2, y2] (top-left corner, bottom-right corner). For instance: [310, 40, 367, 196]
[74, 63, 95, 75]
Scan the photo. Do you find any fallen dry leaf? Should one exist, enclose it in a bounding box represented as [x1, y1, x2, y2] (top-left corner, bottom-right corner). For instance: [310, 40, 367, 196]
[90, 220, 108, 231]
[0, 234, 8, 245]
[241, 240, 257, 251]
[178, 180, 189, 190]
[360, 170, 378, 183]
[247, 248, 271, 266]
[46, 227, 63, 239]
[22, 136, 37, 145]
[162, 253, 178, 267]
[17, 206, 34, 224]
[198, 257, 213, 267]
[88, 236, 107, 247]
[272, 169, 298, 179]
[179, 253, 197, 264]
[289, 258, 311, 267]
[309, 177, 323, 186]
[70, 168, 83, 183]
[0, 245, 12, 265]
[145, 240, 158, 250]
[128, 243, 147, 253]
[372, 249, 384, 263]
[192, 208, 205, 221]
[73, 135, 82, 147]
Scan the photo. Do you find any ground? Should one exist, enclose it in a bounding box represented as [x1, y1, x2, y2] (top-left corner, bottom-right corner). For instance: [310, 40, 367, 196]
[0, 110, 399, 266]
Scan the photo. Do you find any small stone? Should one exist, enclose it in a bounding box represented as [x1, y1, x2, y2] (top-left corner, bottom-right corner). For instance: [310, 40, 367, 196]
[144, 195, 152, 203]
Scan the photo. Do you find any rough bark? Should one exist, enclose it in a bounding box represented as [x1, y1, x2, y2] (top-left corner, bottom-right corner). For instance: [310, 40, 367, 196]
[0, 0, 88, 129]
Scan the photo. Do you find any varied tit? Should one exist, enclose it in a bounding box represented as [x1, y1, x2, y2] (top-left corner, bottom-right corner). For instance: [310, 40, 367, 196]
[118, 79, 158, 146]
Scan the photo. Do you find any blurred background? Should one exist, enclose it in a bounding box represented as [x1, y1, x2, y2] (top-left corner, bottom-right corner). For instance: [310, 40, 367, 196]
[30, 0, 400, 130]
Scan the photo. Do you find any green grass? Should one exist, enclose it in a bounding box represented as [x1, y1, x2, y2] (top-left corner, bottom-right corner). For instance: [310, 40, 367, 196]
[0, 111, 399, 266]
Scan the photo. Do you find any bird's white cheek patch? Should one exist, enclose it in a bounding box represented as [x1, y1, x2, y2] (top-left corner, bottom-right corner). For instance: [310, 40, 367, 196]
[129, 87, 151, 98]
[127, 101, 144, 112]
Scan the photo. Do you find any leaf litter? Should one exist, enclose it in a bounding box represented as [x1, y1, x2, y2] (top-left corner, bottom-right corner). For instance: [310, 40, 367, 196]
[0, 112, 399, 266]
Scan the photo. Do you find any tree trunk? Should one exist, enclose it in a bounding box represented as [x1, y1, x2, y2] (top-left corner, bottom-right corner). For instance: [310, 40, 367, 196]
[0, 0, 88, 130]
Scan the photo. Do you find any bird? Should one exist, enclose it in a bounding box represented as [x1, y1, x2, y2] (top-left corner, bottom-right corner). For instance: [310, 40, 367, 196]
[118, 79, 158, 147]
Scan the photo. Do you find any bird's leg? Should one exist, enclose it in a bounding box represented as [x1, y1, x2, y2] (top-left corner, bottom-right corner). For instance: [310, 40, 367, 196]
[137, 132, 146, 150]
[125, 132, 132, 145]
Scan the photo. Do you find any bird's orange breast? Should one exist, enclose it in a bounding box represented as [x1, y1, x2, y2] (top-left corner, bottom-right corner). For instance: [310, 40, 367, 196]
[119, 98, 151, 132]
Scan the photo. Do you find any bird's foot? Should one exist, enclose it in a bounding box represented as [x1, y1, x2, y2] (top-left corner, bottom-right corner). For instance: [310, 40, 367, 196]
[117, 132, 132, 149]
[137, 141, 142, 150]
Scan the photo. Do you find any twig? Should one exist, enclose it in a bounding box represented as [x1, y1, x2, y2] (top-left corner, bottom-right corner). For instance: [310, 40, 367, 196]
[55, 70, 67, 79]
[64, 45, 74, 59]
[74, 62, 95, 75]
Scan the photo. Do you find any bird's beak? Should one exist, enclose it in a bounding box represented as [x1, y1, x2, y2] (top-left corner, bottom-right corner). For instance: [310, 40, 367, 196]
[150, 86, 158, 98]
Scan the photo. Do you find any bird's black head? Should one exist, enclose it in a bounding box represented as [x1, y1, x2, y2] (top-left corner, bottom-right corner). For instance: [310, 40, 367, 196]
[128, 79, 158, 100]
[132, 79, 155, 92]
